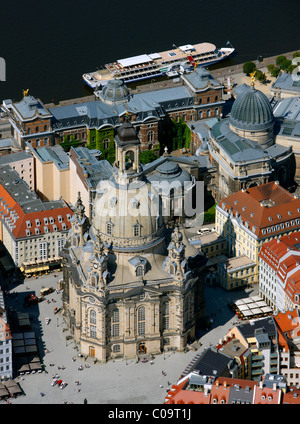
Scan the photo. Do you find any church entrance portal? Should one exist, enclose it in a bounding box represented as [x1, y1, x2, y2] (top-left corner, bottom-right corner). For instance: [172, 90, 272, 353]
[138, 343, 147, 354]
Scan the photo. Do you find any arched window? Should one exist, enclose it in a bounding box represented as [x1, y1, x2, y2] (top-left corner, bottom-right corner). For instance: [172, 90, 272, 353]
[107, 221, 113, 235]
[147, 130, 154, 142]
[90, 309, 96, 324]
[215, 95, 219, 102]
[91, 274, 98, 287]
[103, 138, 110, 149]
[137, 306, 146, 336]
[162, 301, 169, 330]
[169, 263, 176, 275]
[133, 221, 141, 237]
[89, 310, 96, 338]
[113, 344, 120, 352]
[112, 308, 119, 337]
[136, 265, 144, 277]
[44, 124, 48, 132]
[27, 128, 31, 134]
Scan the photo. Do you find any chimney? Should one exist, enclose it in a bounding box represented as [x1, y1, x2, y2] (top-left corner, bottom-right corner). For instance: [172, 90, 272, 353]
[223, 381, 227, 388]
[215, 380, 219, 387]
[273, 383, 277, 392]
[259, 381, 263, 390]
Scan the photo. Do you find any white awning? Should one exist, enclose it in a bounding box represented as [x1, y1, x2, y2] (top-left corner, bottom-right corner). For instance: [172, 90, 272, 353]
[118, 54, 153, 68]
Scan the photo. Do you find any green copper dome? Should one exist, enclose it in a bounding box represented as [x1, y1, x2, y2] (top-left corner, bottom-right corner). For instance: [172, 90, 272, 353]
[229, 87, 274, 131]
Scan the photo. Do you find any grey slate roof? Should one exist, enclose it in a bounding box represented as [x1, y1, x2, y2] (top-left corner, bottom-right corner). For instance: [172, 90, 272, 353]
[210, 118, 292, 164]
[182, 67, 222, 90]
[0, 164, 66, 213]
[72, 147, 113, 189]
[49, 85, 193, 131]
[31, 145, 69, 170]
[0, 151, 32, 165]
[227, 383, 254, 404]
[272, 72, 300, 93]
[191, 347, 232, 378]
[13, 96, 51, 119]
[237, 316, 277, 340]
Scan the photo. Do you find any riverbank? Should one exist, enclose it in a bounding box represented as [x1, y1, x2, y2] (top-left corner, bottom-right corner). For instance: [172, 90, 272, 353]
[45, 48, 299, 109]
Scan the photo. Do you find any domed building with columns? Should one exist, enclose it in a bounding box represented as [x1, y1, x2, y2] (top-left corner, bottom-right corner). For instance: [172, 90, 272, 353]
[208, 84, 295, 203]
[60, 117, 207, 362]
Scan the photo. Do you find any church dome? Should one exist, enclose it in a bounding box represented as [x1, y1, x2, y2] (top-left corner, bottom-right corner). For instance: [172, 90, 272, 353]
[148, 160, 192, 186]
[92, 179, 164, 251]
[99, 79, 131, 104]
[229, 87, 274, 132]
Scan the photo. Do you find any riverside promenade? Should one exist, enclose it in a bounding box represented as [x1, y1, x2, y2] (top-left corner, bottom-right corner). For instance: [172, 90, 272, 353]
[45, 49, 300, 109]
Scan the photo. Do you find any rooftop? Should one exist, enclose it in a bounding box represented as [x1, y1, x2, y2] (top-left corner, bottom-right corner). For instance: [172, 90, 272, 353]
[218, 181, 300, 237]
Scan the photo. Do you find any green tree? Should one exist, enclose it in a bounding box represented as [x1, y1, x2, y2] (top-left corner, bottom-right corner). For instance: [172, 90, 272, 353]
[243, 61, 256, 75]
[255, 70, 266, 83]
[280, 58, 292, 71]
[267, 64, 280, 78]
[287, 63, 298, 74]
[139, 150, 158, 164]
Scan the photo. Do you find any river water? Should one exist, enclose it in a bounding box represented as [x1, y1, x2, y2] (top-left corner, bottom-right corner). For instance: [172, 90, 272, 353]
[0, 0, 299, 103]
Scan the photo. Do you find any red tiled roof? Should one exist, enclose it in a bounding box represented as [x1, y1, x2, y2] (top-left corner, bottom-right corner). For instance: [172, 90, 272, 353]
[282, 388, 300, 404]
[259, 233, 300, 304]
[0, 183, 73, 239]
[0, 317, 12, 341]
[218, 182, 300, 238]
[254, 385, 281, 404]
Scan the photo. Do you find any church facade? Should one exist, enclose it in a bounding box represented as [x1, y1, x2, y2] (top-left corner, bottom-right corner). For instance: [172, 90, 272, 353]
[60, 118, 206, 362]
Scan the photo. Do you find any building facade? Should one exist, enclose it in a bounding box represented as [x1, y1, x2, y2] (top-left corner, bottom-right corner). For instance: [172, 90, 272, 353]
[2, 68, 224, 157]
[215, 181, 300, 286]
[0, 164, 73, 270]
[60, 118, 207, 362]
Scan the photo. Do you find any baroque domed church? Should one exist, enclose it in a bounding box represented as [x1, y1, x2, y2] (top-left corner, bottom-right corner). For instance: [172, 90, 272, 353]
[60, 117, 206, 362]
[208, 84, 295, 203]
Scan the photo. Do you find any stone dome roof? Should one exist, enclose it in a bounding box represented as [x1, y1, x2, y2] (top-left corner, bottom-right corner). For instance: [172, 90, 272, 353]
[147, 160, 192, 186]
[229, 87, 274, 132]
[92, 179, 164, 251]
[99, 79, 131, 104]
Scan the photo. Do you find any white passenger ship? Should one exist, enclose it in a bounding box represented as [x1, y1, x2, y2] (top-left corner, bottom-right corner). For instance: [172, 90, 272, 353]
[82, 41, 235, 89]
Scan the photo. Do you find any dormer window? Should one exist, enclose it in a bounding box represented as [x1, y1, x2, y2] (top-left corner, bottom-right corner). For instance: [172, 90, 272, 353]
[49, 217, 54, 224]
[62, 223, 67, 230]
[26, 229, 30, 236]
[136, 266, 144, 277]
[35, 228, 40, 235]
[26, 220, 31, 228]
[58, 215, 63, 223]
[67, 214, 71, 221]
[44, 217, 49, 225]
[53, 224, 58, 231]
[44, 226, 49, 233]
[35, 219, 40, 226]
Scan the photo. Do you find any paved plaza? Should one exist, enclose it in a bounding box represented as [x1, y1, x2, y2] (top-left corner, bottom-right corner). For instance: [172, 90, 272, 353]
[1, 272, 259, 404]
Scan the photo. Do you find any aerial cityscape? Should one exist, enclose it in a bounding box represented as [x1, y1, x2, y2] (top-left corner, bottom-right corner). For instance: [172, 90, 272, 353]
[0, 0, 300, 412]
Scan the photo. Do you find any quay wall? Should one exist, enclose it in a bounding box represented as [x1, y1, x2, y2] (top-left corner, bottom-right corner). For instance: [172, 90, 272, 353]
[45, 49, 300, 108]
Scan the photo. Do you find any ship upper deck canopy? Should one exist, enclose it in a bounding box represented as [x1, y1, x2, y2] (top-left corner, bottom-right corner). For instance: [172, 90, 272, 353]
[118, 54, 156, 68]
